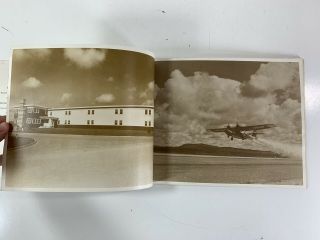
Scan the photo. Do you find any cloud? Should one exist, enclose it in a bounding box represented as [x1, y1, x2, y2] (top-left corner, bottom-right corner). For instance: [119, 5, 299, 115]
[139, 81, 154, 101]
[124, 87, 137, 101]
[64, 48, 106, 69]
[240, 62, 300, 102]
[155, 66, 302, 149]
[14, 49, 51, 61]
[148, 81, 154, 90]
[60, 93, 72, 104]
[22, 77, 43, 88]
[106, 76, 114, 82]
[95, 93, 115, 103]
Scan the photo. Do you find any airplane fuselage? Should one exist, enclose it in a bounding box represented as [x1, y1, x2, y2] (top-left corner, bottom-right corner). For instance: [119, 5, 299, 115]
[225, 127, 256, 140]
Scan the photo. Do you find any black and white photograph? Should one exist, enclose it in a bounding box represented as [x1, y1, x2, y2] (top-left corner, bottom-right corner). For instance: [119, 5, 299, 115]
[154, 59, 304, 185]
[3, 47, 155, 190]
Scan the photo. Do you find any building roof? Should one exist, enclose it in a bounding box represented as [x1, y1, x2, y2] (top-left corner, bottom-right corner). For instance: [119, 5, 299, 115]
[11, 105, 48, 109]
[48, 105, 154, 111]
[11, 104, 154, 110]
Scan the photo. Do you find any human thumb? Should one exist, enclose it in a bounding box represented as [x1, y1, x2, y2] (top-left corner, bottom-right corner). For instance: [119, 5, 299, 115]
[0, 122, 9, 140]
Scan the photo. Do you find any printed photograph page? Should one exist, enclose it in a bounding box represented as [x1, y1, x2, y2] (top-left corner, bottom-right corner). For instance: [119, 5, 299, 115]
[0, 61, 9, 169]
[2, 47, 154, 191]
[0, 61, 8, 116]
[153, 58, 305, 186]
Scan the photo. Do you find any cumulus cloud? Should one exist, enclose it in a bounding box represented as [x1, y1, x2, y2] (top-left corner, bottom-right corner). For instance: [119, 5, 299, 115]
[125, 87, 137, 101]
[22, 77, 43, 88]
[240, 62, 300, 102]
[148, 81, 154, 90]
[64, 48, 106, 69]
[14, 49, 52, 61]
[139, 81, 154, 104]
[95, 93, 115, 103]
[155, 64, 302, 150]
[60, 93, 72, 104]
[106, 76, 114, 82]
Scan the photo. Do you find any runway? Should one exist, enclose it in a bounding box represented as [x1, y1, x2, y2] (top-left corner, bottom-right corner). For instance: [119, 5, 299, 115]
[153, 153, 303, 185]
[154, 153, 301, 165]
[4, 133, 153, 190]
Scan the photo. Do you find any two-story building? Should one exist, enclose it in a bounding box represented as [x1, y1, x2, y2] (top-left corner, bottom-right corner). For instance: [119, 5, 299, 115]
[10, 100, 154, 131]
[48, 105, 153, 128]
[10, 99, 52, 131]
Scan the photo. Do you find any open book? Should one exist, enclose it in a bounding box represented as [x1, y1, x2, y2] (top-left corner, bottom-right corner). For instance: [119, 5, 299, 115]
[0, 47, 305, 191]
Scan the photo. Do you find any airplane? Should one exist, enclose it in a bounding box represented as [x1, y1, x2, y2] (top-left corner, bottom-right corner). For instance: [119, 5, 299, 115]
[207, 123, 276, 141]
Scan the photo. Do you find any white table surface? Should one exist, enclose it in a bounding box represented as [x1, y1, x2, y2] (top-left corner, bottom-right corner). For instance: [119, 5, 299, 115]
[0, 1, 319, 239]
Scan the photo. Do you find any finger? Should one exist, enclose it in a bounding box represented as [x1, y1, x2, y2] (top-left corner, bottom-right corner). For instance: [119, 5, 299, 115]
[0, 116, 6, 124]
[0, 122, 9, 140]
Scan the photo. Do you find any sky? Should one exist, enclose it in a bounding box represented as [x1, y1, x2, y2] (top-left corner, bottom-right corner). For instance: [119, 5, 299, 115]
[154, 60, 303, 151]
[10, 48, 154, 108]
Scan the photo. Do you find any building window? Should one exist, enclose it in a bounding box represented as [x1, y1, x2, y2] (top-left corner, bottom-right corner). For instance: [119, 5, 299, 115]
[91, 110, 94, 115]
[26, 118, 32, 124]
[65, 120, 67, 124]
[88, 110, 90, 115]
[148, 121, 151, 127]
[65, 111, 68, 115]
[145, 121, 147, 126]
[149, 109, 151, 115]
[115, 120, 118, 125]
[119, 120, 122, 126]
[35, 108, 39, 113]
[91, 120, 94, 125]
[68, 120, 70, 125]
[28, 108, 32, 113]
[69, 110, 71, 115]
[145, 109, 148, 115]
[87, 120, 90, 125]
[115, 109, 118, 114]
[50, 112, 52, 116]
[120, 109, 123, 114]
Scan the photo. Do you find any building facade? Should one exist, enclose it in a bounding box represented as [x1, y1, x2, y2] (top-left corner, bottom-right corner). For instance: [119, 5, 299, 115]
[10, 100, 51, 131]
[10, 101, 154, 130]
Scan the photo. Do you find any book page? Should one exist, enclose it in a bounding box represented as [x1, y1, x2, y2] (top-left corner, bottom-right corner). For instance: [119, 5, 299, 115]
[0, 61, 9, 165]
[2, 47, 154, 191]
[0, 61, 8, 115]
[154, 58, 305, 186]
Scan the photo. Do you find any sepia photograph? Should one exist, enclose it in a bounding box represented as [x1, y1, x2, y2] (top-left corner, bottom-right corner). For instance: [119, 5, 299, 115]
[0, 61, 8, 115]
[3, 47, 155, 190]
[153, 59, 305, 185]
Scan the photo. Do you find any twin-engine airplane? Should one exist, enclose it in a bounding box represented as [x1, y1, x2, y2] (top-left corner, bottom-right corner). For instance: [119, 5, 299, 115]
[207, 123, 276, 140]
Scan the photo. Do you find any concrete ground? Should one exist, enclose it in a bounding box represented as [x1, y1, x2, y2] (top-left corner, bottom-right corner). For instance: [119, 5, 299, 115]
[4, 133, 153, 190]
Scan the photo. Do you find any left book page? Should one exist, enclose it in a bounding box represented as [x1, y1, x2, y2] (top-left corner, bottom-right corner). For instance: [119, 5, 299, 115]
[1, 47, 154, 192]
[0, 61, 9, 167]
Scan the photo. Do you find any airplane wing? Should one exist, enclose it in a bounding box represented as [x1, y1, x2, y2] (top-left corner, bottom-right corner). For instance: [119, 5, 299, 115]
[207, 128, 227, 132]
[239, 124, 276, 131]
